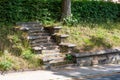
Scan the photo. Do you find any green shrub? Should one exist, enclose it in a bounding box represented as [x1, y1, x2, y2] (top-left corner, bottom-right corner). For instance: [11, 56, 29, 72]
[65, 54, 73, 61]
[21, 49, 43, 67]
[0, 0, 119, 24]
[72, 1, 120, 23]
[0, 60, 12, 71]
[0, 0, 61, 24]
[63, 14, 78, 26]
[22, 49, 34, 60]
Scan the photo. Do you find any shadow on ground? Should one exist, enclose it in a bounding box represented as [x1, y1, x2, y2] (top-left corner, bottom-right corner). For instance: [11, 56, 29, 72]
[49, 64, 120, 80]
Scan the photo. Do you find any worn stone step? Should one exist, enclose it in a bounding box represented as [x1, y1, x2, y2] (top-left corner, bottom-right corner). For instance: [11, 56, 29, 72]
[28, 28, 44, 31]
[31, 43, 57, 47]
[16, 23, 43, 31]
[30, 39, 55, 44]
[42, 53, 63, 58]
[31, 42, 57, 45]
[28, 33, 50, 36]
[43, 56, 65, 62]
[32, 46, 59, 50]
[42, 50, 60, 54]
[27, 36, 51, 40]
[46, 46, 59, 50]
[32, 46, 59, 51]
[22, 27, 43, 30]
[29, 29, 46, 33]
[31, 42, 57, 47]
[32, 46, 42, 50]
[59, 43, 76, 47]
[44, 26, 62, 34]
[42, 56, 65, 62]
[17, 22, 42, 27]
[49, 58, 65, 64]
[32, 46, 56, 50]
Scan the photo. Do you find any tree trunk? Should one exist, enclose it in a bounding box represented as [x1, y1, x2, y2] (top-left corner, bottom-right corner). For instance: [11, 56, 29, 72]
[61, 0, 71, 20]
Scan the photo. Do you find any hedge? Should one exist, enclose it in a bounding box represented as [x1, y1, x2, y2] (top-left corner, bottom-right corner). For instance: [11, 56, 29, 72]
[0, 0, 61, 24]
[72, 1, 120, 23]
[0, 0, 119, 24]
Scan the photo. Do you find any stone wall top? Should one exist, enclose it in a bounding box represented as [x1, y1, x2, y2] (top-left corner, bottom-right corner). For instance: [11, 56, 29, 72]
[72, 48, 120, 58]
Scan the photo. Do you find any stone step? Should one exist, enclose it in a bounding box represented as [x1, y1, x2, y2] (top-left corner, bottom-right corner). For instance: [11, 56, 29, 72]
[49, 58, 65, 64]
[46, 46, 59, 50]
[29, 29, 46, 33]
[20, 27, 43, 31]
[42, 50, 60, 54]
[32, 46, 60, 50]
[30, 39, 55, 44]
[59, 43, 76, 47]
[27, 36, 51, 40]
[42, 56, 65, 63]
[28, 33, 50, 36]
[44, 26, 62, 34]
[32, 46, 42, 50]
[17, 22, 42, 27]
[42, 52, 61, 55]
[32, 46, 59, 50]
[31, 44, 58, 48]
[16, 23, 43, 31]
[31, 41, 57, 45]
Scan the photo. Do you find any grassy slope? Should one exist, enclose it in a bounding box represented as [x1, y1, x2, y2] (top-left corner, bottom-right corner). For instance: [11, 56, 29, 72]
[0, 22, 120, 71]
[0, 24, 43, 71]
[60, 22, 120, 52]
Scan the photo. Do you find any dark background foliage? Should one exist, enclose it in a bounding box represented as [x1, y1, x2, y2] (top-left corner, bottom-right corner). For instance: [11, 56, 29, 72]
[72, 1, 120, 23]
[0, 0, 119, 24]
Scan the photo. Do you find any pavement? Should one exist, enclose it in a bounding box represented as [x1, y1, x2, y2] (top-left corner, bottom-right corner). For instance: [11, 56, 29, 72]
[0, 64, 120, 80]
[87, 74, 120, 80]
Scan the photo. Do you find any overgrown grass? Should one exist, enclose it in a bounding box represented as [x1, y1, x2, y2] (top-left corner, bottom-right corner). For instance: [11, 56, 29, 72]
[0, 24, 43, 71]
[60, 22, 120, 52]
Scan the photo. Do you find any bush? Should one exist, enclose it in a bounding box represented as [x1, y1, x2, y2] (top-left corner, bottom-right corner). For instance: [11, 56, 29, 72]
[0, 0, 120, 24]
[0, 60, 12, 71]
[65, 54, 73, 61]
[72, 1, 120, 23]
[0, 0, 61, 24]
[0, 0, 120, 23]
[63, 14, 78, 26]
[21, 49, 43, 67]
[22, 49, 34, 60]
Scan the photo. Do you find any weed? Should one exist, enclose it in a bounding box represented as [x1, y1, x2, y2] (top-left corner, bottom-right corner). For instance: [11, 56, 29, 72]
[63, 14, 78, 26]
[21, 49, 34, 60]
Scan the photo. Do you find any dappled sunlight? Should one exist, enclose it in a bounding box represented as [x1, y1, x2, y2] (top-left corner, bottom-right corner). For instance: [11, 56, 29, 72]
[50, 64, 120, 79]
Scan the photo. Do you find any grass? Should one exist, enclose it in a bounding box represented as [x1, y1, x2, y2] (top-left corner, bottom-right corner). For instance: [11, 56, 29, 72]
[60, 22, 120, 52]
[0, 24, 43, 71]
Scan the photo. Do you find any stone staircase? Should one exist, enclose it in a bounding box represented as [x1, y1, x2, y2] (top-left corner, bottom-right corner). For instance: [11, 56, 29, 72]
[15, 22, 120, 68]
[16, 22, 76, 66]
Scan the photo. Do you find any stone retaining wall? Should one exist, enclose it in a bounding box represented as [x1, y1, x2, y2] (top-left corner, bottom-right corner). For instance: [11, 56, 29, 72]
[72, 48, 120, 66]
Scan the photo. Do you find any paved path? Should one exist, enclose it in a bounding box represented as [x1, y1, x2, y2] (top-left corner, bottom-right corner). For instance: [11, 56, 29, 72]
[87, 74, 120, 80]
[0, 64, 120, 80]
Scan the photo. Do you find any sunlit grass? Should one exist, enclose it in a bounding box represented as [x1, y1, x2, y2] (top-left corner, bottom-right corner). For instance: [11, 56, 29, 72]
[60, 22, 120, 52]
